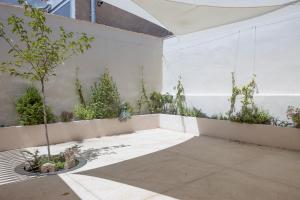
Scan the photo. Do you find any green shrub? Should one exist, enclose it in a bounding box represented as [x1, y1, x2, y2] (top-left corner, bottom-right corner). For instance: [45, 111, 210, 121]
[60, 111, 73, 122]
[16, 87, 54, 125]
[74, 104, 95, 120]
[119, 102, 133, 121]
[183, 107, 208, 118]
[231, 106, 272, 124]
[90, 71, 120, 118]
[287, 106, 300, 128]
[149, 91, 164, 113]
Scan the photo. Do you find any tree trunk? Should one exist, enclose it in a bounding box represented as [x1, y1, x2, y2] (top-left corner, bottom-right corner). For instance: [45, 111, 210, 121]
[41, 80, 51, 160]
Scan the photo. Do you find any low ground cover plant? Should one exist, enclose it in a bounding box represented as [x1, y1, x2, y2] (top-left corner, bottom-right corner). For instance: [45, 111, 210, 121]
[22, 145, 79, 173]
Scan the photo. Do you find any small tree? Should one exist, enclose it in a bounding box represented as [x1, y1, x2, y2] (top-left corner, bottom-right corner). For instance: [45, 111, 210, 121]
[0, 0, 94, 160]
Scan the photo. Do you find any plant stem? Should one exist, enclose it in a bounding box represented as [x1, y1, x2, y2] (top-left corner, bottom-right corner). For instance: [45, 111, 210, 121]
[41, 79, 51, 160]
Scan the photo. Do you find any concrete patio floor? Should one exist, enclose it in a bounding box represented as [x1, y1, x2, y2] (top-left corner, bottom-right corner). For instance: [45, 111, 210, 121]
[0, 128, 300, 200]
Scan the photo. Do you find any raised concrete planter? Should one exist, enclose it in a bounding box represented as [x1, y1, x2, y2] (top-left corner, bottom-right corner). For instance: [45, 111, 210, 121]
[159, 114, 300, 151]
[0, 114, 159, 151]
[1, 114, 300, 152]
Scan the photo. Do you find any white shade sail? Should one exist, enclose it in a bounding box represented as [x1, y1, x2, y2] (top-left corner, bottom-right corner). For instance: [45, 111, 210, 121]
[133, 0, 298, 35]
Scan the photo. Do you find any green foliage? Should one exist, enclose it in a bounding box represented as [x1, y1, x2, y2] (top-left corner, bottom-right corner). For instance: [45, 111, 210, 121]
[287, 106, 300, 128]
[149, 91, 164, 113]
[137, 70, 150, 114]
[162, 93, 176, 114]
[22, 149, 67, 172]
[228, 73, 271, 125]
[75, 68, 86, 106]
[0, 0, 93, 158]
[228, 72, 240, 117]
[0, 0, 94, 81]
[231, 106, 272, 124]
[55, 161, 65, 170]
[74, 104, 95, 120]
[60, 111, 73, 122]
[182, 107, 208, 118]
[174, 78, 187, 115]
[210, 114, 229, 120]
[90, 70, 120, 119]
[16, 87, 54, 125]
[118, 102, 133, 121]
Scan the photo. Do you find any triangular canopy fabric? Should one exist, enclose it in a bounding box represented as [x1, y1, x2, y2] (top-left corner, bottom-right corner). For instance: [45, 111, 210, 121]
[133, 0, 298, 35]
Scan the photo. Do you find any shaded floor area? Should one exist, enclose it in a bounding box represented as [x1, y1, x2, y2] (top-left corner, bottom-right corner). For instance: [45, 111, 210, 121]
[78, 135, 300, 200]
[0, 175, 80, 200]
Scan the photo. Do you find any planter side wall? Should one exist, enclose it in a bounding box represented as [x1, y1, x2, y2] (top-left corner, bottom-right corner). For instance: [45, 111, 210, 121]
[0, 114, 159, 152]
[159, 114, 300, 151]
[197, 118, 300, 151]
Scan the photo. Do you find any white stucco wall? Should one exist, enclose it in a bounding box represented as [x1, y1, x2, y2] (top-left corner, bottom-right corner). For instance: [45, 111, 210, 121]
[0, 4, 162, 126]
[163, 3, 300, 119]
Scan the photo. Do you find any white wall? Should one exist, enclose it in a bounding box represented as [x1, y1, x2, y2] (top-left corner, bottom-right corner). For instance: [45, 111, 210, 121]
[163, 3, 300, 119]
[0, 3, 163, 125]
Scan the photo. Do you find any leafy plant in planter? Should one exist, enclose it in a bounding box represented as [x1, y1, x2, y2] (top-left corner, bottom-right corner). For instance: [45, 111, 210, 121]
[137, 69, 150, 114]
[119, 102, 133, 121]
[21, 145, 79, 173]
[74, 104, 95, 120]
[229, 73, 272, 125]
[90, 70, 120, 119]
[287, 106, 300, 128]
[60, 111, 73, 122]
[16, 86, 54, 125]
[162, 93, 176, 114]
[149, 91, 164, 113]
[174, 77, 187, 115]
[0, 0, 93, 159]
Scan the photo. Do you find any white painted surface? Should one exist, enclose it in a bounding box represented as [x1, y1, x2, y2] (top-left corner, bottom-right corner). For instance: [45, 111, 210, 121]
[0, 4, 163, 125]
[163, 3, 300, 119]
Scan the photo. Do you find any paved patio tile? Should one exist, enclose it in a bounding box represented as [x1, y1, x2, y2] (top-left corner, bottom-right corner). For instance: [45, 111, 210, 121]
[0, 129, 300, 200]
[163, 169, 300, 200]
[0, 175, 80, 200]
[232, 152, 300, 188]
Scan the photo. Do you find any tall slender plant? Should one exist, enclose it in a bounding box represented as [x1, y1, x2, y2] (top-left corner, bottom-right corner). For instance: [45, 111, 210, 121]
[137, 67, 150, 113]
[0, 0, 94, 159]
[228, 72, 241, 117]
[175, 77, 187, 115]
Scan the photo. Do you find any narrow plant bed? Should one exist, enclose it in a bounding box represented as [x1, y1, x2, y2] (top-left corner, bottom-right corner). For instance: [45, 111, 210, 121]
[15, 146, 87, 176]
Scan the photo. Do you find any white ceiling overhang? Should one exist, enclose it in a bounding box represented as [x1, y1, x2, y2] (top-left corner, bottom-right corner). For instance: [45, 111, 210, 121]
[133, 0, 299, 35]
